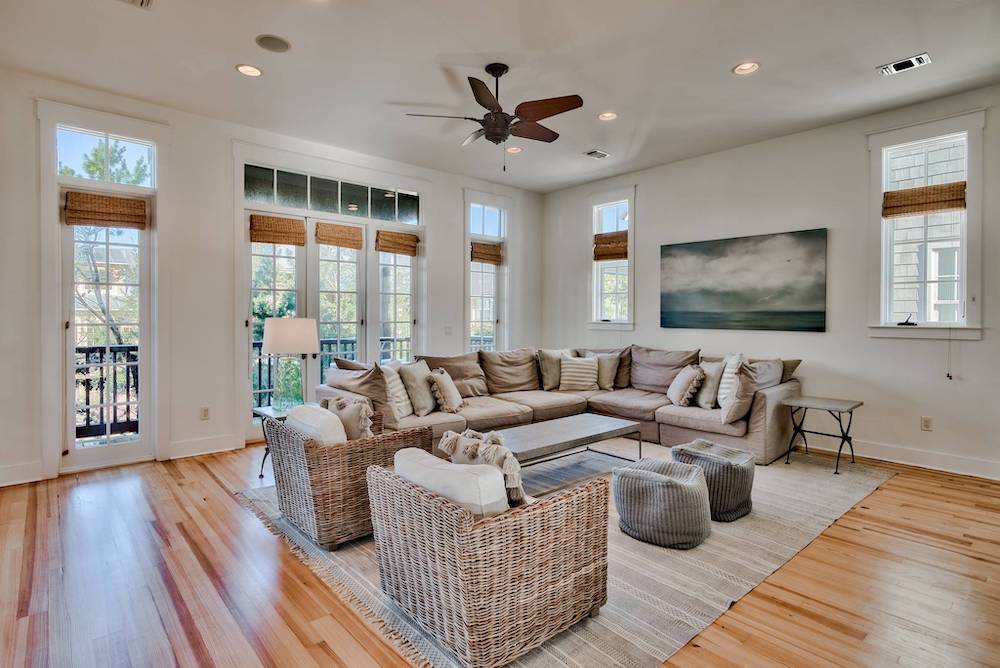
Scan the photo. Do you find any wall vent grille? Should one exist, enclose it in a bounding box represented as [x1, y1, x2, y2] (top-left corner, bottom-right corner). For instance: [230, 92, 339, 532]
[585, 149, 610, 160]
[879, 53, 931, 76]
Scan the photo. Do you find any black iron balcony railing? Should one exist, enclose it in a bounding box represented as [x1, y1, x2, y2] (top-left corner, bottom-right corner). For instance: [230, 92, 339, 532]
[75, 344, 139, 439]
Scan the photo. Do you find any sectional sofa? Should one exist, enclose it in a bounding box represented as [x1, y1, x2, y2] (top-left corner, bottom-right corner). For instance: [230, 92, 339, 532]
[315, 346, 802, 465]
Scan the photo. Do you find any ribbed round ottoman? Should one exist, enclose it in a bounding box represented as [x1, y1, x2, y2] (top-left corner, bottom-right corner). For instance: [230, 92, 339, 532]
[672, 439, 754, 522]
[612, 458, 711, 549]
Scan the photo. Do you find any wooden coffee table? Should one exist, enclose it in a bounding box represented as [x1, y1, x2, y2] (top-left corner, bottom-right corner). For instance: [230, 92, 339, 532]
[496, 413, 643, 467]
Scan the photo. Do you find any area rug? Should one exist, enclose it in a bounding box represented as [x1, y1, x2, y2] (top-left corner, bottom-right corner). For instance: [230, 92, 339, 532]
[238, 448, 894, 667]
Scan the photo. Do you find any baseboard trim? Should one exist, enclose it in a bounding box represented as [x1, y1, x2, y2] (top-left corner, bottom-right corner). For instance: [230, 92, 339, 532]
[803, 438, 1000, 481]
[0, 460, 44, 487]
[167, 433, 243, 460]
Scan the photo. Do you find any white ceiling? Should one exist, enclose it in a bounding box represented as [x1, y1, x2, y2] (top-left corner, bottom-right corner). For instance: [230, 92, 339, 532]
[2, 0, 999, 193]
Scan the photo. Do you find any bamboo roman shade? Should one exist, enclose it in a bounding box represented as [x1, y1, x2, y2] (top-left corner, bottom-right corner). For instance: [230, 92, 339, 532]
[64, 191, 147, 229]
[375, 230, 419, 256]
[249, 214, 306, 246]
[882, 181, 966, 219]
[315, 222, 363, 249]
[470, 241, 503, 265]
[593, 230, 628, 261]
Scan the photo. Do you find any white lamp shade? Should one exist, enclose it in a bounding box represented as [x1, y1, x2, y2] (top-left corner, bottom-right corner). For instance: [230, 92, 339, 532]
[261, 317, 320, 355]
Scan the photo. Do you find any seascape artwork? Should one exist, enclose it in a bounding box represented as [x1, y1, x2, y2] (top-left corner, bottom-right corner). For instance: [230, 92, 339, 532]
[660, 228, 827, 332]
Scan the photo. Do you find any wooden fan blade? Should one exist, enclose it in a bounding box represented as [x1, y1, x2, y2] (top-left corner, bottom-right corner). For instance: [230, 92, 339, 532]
[462, 128, 486, 146]
[510, 121, 559, 142]
[407, 113, 482, 122]
[468, 77, 502, 112]
[514, 94, 583, 121]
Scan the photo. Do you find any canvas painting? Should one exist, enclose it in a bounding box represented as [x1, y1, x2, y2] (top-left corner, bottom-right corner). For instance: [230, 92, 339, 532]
[660, 228, 827, 332]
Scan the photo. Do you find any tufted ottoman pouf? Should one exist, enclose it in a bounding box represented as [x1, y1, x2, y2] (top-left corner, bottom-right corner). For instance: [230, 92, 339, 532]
[672, 439, 755, 521]
[612, 458, 711, 549]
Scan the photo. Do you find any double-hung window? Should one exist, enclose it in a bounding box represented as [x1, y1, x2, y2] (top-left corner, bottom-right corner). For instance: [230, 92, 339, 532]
[590, 187, 635, 327]
[868, 111, 983, 337]
[466, 193, 508, 352]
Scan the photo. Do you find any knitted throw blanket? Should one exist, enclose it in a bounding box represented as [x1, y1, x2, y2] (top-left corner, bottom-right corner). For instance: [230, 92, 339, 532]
[438, 429, 527, 504]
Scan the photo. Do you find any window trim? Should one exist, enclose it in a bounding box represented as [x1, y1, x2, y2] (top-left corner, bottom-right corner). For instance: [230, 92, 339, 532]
[463, 189, 510, 352]
[866, 110, 983, 340]
[588, 185, 636, 330]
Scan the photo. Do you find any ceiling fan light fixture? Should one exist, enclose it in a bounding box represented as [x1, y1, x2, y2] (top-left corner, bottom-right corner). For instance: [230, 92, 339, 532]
[732, 62, 760, 75]
[505, 146, 522, 154]
[236, 64, 262, 77]
[598, 111, 618, 121]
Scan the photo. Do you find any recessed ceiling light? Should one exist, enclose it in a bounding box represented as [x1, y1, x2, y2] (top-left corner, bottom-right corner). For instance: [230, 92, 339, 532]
[598, 111, 618, 121]
[506, 146, 522, 154]
[236, 64, 262, 77]
[255, 34, 291, 53]
[347, 203, 359, 211]
[732, 62, 760, 75]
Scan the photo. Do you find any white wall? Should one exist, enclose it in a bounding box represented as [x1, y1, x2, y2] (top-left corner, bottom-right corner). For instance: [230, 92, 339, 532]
[542, 83, 1000, 479]
[0, 66, 543, 486]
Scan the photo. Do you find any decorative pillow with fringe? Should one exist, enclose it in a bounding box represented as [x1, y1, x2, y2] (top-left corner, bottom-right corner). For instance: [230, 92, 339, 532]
[438, 429, 531, 505]
[666, 364, 706, 407]
[319, 396, 374, 441]
[429, 368, 466, 413]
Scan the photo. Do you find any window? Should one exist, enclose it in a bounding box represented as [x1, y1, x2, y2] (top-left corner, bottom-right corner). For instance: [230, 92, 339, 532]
[466, 195, 507, 352]
[378, 252, 413, 362]
[590, 188, 635, 326]
[250, 239, 302, 408]
[57, 126, 155, 188]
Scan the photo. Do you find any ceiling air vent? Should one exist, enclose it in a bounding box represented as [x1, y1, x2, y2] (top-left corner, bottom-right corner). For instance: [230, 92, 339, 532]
[878, 53, 931, 76]
[585, 149, 610, 160]
[117, 0, 153, 8]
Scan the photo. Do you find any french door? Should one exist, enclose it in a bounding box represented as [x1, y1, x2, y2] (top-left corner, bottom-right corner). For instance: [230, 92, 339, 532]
[63, 220, 152, 471]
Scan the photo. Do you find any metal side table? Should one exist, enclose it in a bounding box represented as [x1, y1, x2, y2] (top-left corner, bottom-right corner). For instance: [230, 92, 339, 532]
[252, 405, 289, 478]
[782, 396, 863, 474]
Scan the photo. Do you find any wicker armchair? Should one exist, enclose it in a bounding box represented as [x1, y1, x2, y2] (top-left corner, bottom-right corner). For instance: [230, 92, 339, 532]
[263, 415, 432, 550]
[367, 465, 609, 668]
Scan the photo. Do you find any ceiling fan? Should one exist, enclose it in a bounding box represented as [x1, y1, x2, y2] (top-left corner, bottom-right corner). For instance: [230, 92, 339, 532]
[407, 63, 583, 148]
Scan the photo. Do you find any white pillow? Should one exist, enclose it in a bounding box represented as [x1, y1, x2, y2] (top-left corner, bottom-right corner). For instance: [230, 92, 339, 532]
[286, 404, 347, 445]
[559, 355, 599, 391]
[393, 448, 509, 517]
[716, 354, 744, 407]
[380, 361, 415, 420]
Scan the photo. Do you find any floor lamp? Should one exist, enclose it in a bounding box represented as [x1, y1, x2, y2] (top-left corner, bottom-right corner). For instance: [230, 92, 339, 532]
[262, 317, 320, 411]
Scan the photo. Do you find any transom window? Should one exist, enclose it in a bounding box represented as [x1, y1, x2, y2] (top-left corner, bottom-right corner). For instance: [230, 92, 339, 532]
[57, 125, 155, 188]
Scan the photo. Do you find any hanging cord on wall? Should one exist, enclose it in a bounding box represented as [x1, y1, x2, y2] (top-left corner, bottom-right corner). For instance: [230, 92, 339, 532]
[946, 328, 953, 380]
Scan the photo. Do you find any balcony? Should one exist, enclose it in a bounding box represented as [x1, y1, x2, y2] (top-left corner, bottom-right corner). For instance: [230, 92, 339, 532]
[75, 344, 139, 440]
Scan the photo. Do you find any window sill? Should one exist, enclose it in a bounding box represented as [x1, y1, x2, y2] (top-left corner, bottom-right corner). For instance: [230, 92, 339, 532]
[586, 321, 635, 332]
[868, 325, 982, 341]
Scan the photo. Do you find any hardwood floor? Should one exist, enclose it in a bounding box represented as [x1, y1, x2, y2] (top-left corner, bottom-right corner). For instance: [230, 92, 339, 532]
[1, 445, 997, 667]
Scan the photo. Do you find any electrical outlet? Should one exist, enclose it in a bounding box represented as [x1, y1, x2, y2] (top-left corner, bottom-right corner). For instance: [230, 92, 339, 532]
[443, 325, 454, 336]
[200, 407, 210, 421]
[920, 416, 933, 432]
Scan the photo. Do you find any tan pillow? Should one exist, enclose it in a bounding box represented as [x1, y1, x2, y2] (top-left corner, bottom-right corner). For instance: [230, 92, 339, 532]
[720, 364, 755, 423]
[379, 362, 414, 420]
[324, 366, 394, 427]
[334, 357, 370, 370]
[415, 353, 488, 397]
[397, 360, 437, 417]
[478, 349, 540, 394]
[781, 360, 802, 383]
[630, 345, 700, 393]
[439, 429, 528, 505]
[585, 351, 621, 390]
[537, 349, 572, 391]
[559, 355, 599, 391]
[429, 368, 466, 413]
[666, 365, 706, 407]
[695, 360, 726, 409]
[745, 359, 784, 391]
[578, 347, 630, 388]
[318, 397, 375, 441]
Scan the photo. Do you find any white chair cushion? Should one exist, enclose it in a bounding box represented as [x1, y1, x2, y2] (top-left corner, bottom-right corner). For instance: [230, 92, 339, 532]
[393, 448, 509, 517]
[286, 404, 347, 445]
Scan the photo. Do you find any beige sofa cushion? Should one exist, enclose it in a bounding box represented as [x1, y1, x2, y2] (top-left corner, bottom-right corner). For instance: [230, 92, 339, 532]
[415, 353, 489, 397]
[587, 388, 671, 421]
[585, 351, 621, 390]
[630, 345, 700, 393]
[577, 347, 630, 388]
[695, 360, 726, 410]
[654, 405, 748, 437]
[492, 391, 587, 421]
[393, 411, 466, 439]
[746, 359, 784, 391]
[537, 348, 573, 391]
[478, 349, 540, 394]
[394, 448, 508, 518]
[398, 360, 437, 417]
[458, 396, 533, 430]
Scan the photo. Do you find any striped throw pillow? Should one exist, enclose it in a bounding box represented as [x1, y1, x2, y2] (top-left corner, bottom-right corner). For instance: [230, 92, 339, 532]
[716, 354, 744, 407]
[379, 362, 414, 420]
[558, 355, 599, 391]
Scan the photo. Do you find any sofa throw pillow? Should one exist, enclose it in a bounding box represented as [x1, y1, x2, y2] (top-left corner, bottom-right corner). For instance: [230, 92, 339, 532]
[414, 352, 489, 397]
[324, 366, 395, 428]
[629, 345, 700, 393]
[537, 348, 573, 391]
[318, 396, 375, 441]
[695, 360, 726, 409]
[716, 353, 744, 407]
[745, 359, 784, 391]
[334, 357, 370, 370]
[719, 364, 755, 424]
[478, 349, 541, 394]
[585, 351, 621, 390]
[286, 404, 347, 445]
[439, 429, 529, 505]
[397, 360, 437, 417]
[666, 364, 706, 407]
[559, 355, 600, 391]
[579, 347, 631, 388]
[379, 362, 414, 420]
[429, 368, 466, 413]
[781, 359, 802, 383]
